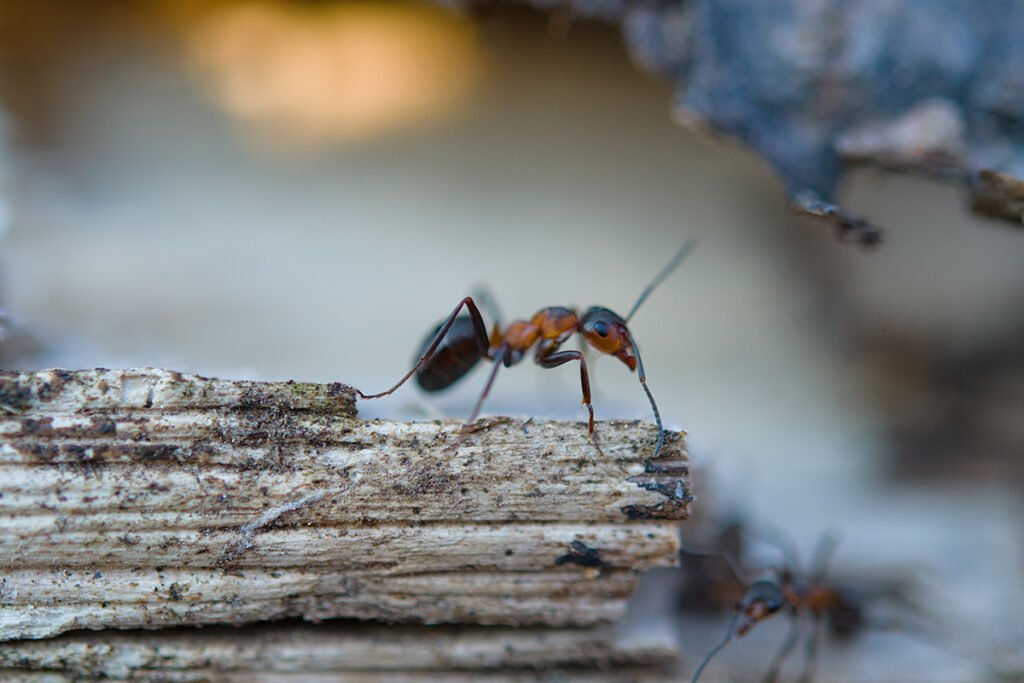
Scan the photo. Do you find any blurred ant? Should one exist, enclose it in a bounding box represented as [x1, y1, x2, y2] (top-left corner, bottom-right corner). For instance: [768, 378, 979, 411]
[357, 240, 696, 458]
[676, 518, 748, 613]
[688, 533, 851, 683]
[684, 530, 929, 683]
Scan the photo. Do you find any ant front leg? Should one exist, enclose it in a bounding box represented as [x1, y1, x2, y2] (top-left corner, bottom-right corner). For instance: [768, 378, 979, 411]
[535, 342, 595, 434]
[357, 296, 490, 400]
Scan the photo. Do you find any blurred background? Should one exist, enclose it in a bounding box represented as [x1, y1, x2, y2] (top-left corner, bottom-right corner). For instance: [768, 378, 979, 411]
[0, 2, 1022, 680]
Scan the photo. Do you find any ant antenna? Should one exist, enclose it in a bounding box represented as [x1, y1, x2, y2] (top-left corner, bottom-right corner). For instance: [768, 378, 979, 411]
[753, 523, 803, 575]
[808, 532, 841, 582]
[626, 238, 697, 323]
[690, 612, 741, 683]
[679, 543, 746, 591]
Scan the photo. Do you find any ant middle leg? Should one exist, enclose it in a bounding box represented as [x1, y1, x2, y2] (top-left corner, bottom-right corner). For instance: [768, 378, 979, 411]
[450, 343, 510, 450]
[357, 296, 490, 400]
[535, 344, 594, 433]
[464, 343, 510, 427]
[797, 617, 823, 683]
[763, 614, 803, 683]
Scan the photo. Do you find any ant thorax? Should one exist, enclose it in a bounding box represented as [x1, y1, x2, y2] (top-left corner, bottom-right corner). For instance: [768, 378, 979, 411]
[489, 307, 579, 364]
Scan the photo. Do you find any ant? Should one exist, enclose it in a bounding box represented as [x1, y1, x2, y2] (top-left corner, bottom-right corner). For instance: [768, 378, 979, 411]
[684, 530, 929, 683]
[356, 240, 696, 458]
[687, 533, 851, 683]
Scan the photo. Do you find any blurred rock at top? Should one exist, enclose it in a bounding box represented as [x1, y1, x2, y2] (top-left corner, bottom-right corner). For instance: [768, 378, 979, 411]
[556, 0, 1024, 242]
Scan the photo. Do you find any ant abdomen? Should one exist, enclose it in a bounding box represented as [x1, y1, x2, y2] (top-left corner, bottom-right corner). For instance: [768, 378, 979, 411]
[415, 315, 486, 392]
[826, 589, 864, 636]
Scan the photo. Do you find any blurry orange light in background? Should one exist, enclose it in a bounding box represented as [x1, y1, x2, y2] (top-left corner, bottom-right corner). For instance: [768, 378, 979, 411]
[187, 1, 482, 149]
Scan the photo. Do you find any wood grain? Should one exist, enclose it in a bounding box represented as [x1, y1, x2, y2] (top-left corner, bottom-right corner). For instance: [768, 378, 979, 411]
[0, 368, 690, 639]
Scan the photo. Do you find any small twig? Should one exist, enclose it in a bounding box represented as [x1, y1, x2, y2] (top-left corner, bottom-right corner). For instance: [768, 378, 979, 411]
[220, 490, 328, 564]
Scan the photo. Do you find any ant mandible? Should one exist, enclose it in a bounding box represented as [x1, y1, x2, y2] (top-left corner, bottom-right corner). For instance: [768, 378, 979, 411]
[356, 240, 696, 458]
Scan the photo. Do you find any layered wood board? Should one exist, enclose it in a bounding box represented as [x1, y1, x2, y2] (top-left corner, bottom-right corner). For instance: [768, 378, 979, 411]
[0, 368, 691, 642]
[0, 621, 677, 681]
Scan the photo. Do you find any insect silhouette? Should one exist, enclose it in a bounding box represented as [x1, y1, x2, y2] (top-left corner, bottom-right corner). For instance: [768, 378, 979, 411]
[684, 532, 860, 683]
[684, 528, 939, 683]
[356, 240, 696, 457]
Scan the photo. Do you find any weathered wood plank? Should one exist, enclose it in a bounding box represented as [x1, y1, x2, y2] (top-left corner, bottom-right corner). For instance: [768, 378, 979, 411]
[0, 422, 687, 524]
[0, 370, 688, 524]
[1, 522, 676, 570]
[0, 671, 674, 683]
[0, 368, 356, 415]
[0, 622, 675, 679]
[0, 568, 643, 639]
[0, 369, 690, 639]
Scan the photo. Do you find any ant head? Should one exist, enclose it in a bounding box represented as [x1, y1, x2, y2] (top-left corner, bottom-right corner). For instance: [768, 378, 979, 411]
[735, 580, 791, 635]
[580, 307, 636, 370]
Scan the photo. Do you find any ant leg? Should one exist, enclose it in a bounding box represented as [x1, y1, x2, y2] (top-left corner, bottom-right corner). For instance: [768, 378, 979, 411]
[465, 343, 509, 426]
[751, 523, 803, 576]
[451, 343, 510, 450]
[357, 296, 490, 400]
[470, 286, 503, 330]
[796, 617, 823, 683]
[762, 615, 803, 683]
[535, 346, 594, 433]
[625, 334, 665, 459]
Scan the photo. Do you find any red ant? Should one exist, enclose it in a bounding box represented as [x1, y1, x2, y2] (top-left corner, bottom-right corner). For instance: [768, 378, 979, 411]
[684, 531, 927, 683]
[356, 240, 696, 457]
[688, 534, 848, 683]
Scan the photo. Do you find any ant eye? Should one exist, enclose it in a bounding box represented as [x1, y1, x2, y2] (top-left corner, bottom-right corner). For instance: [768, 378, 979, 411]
[593, 321, 609, 337]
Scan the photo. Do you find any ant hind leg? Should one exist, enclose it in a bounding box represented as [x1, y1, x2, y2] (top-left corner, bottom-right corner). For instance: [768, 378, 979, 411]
[357, 296, 490, 400]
